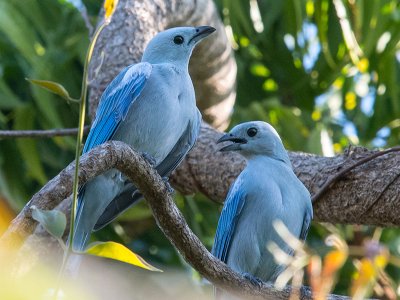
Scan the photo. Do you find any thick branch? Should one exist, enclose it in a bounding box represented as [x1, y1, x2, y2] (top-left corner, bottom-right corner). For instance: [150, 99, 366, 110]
[88, 0, 236, 129]
[171, 123, 400, 227]
[0, 141, 347, 299]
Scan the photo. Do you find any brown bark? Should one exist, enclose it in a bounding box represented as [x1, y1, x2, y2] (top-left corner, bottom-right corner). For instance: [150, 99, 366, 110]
[88, 0, 236, 129]
[172, 123, 400, 227]
[86, 0, 400, 227]
[0, 141, 349, 300]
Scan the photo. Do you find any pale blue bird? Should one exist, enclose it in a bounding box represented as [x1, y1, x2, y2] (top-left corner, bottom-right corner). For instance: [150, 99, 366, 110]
[72, 26, 215, 251]
[212, 121, 313, 285]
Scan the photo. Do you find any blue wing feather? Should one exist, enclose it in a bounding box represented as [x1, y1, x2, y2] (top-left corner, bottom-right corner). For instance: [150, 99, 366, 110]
[82, 62, 152, 153]
[212, 177, 246, 263]
[299, 205, 313, 241]
[77, 62, 151, 220]
[92, 111, 202, 230]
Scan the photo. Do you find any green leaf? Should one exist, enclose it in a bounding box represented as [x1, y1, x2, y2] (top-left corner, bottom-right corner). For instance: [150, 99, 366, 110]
[26, 78, 76, 102]
[85, 241, 162, 272]
[31, 206, 67, 239]
[14, 106, 47, 185]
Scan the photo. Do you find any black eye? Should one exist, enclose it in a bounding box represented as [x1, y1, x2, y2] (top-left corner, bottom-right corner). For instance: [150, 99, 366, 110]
[173, 35, 184, 45]
[247, 127, 257, 137]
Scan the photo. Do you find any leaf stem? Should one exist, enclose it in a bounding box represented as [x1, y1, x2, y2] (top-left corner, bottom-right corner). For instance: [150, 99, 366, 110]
[53, 20, 109, 300]
[68, 20, 108, 254]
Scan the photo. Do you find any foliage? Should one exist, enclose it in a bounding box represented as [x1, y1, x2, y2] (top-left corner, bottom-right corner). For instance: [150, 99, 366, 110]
[0, 0, 400, 298]
[218, 0, 400, 297]
[0, 0, 87, 209]
[23, 0, 160, 279]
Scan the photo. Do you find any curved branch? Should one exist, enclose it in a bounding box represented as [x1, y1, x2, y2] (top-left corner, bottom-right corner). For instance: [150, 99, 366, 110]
[170, 123, 400, 227]
[311, 146, 400, 204]
[0, 141, 348, 299]
[88, 0, 236, 129]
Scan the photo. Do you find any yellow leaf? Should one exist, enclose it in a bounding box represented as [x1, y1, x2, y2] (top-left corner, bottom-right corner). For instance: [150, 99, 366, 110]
[104, 0, 119, 20]
[311, 110, 321, 121]
[345, 91, 357, 110]
[85, 241, 162, 272]
[262, 78, 278, 91]
[306, 0, 314, 17]
[374, 254, 388, 269]
[332, 77, 344, 89]
[333, 143, 342, 153]
[351, 258, 376, 297]
[357, 58, 369, 73]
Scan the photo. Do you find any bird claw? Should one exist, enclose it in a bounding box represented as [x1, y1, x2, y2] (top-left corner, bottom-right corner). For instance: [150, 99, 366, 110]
[162, 177, 174, 195]
[242, 273, 264, 288]
[141, 152, 157, 167]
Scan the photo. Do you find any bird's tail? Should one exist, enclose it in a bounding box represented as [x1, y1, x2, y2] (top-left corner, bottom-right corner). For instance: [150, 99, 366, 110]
[64, 192, 90, 276]
[71, 192, 90, 252]
[65, 252, 84, 277]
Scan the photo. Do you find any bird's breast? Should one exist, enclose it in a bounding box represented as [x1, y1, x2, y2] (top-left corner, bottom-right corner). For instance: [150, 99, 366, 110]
[112, 65, 197, 164]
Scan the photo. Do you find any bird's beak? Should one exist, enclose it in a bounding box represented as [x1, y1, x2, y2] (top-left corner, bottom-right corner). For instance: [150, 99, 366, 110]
[217, 133, 247, 152]
[188, 26, 216, 45]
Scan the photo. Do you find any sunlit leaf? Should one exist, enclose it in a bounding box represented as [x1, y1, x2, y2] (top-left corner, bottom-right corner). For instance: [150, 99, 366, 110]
[26, 78, 76, 102]
[350, 258, 376, 298]
[322, 249, 347, 277]
[31, 206, 67, 239]
[104, 0, 119, 20]
[344, 91, 357, 110]
[85, 241, 162, 272]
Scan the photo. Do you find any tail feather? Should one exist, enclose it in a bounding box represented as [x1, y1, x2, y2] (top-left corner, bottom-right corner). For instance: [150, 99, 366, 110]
[65, 252, 84, 277]
[72, 192, 90, 252]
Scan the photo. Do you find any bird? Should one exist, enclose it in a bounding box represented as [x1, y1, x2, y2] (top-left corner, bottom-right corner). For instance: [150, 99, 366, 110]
[72, 26, 216, 252]
[212, 121, 313, 287]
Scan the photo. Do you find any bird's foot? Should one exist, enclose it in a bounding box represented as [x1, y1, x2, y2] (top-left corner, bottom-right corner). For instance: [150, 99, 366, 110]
[162, 177, 174, 195]
[141, 152, 157, 167]
[242, 273, 264, 288]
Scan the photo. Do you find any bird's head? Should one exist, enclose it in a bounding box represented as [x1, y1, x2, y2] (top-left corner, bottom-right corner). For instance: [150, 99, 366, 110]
[142, 26, 216, 66]
[217, 121, 291, 164]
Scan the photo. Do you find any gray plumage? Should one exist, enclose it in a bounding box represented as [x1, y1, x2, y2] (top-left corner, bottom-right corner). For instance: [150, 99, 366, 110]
[72, 26, 215, 252]
[212, 121, 313, 284]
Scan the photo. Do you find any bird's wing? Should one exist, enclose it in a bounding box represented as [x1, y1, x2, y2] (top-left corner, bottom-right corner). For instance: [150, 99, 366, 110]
[93, 114, 202, 231]
[82, 62, 152, 153]
[75, 62, 152, 244]
[299, 205, 313, 241]
[156, 110, 201, 177]
[212, 177, 247, 263]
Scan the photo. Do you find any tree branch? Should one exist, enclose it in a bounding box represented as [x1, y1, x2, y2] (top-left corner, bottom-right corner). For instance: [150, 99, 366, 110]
[0, 141, 348, 299]
[170, 123, 400, 227]
[0, 126, 90, 139]
[311, 146, 400, 204]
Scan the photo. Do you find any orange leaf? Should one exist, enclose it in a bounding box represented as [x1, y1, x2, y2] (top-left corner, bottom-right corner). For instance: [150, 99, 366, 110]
[322, 249, 347, 278]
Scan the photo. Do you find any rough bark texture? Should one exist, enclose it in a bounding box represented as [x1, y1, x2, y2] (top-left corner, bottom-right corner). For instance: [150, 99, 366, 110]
[171, 123, 400, 227]
[0, 141, 348, 300]
[86, 0, 400, 227]
[88, 0, 236, 129]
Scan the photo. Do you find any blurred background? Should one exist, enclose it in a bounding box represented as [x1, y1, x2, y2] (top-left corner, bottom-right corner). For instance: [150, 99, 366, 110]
[0, 0, 399, 298]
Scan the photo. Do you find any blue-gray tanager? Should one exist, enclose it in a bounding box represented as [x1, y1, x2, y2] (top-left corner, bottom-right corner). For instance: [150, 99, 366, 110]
[212, 121, 313, 284]
[72, 26, 215, 251]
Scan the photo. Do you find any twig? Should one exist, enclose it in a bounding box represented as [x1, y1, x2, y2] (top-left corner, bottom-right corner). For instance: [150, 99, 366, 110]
[0, 141, 348, 299]
[0, 126, 90, 139]
[312, 146, 400, 203]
